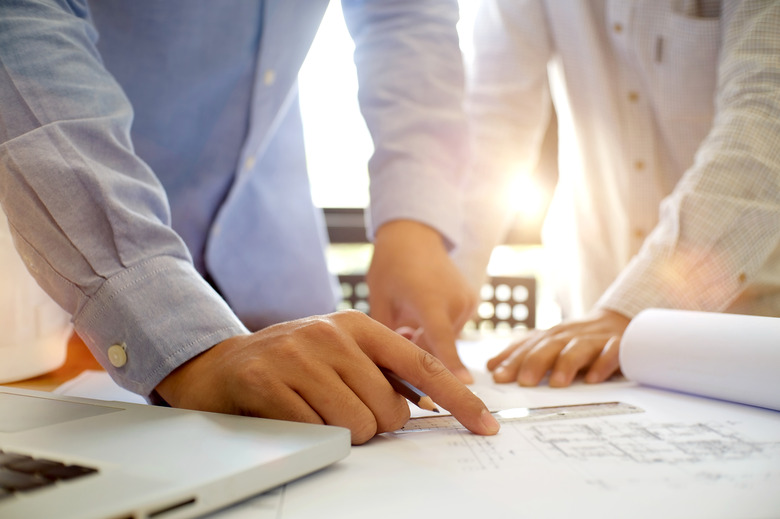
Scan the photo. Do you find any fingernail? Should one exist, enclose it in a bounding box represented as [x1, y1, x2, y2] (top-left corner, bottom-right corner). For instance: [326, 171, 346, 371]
[481, 409, 500, 434]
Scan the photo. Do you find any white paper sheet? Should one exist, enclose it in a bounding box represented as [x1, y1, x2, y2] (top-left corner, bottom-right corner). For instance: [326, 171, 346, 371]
[54, 370, 147, 404]
[621, 309, 780, 411]
[208, 336, 780, 519]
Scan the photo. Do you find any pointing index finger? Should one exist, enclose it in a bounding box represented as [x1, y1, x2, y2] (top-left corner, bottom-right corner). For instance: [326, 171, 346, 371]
[373, 334, 497, 434]
[408, 352, 499, 436]
[343, 312, 499, 436]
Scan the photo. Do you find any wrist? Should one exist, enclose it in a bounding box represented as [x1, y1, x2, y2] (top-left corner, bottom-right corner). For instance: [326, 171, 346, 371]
[591, 307, 632, 330]
[154, 347, 211, 408]
[155, 365, 187, 408]
[374, 220, 445, 250]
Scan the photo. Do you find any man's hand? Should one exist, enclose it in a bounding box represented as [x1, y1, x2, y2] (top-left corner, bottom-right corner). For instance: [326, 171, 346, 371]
[156, 310, 498, 444]
[367, 220, 477, 383]
[487, 309, 630, 387]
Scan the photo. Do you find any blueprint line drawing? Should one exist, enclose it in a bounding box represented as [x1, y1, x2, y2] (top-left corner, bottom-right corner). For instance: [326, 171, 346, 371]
[524, 420, 768, 464]
[407, 417, 780, 490]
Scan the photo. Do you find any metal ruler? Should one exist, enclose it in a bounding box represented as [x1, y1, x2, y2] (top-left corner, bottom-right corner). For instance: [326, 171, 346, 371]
[397, 401, 644, 433]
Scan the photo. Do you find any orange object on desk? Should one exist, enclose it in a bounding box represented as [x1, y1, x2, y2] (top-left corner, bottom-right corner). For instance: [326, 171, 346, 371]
[3, 334, 103, 392]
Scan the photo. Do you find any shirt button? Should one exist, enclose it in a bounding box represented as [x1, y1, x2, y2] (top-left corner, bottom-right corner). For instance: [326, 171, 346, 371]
[628, 91, 639, 102]
[633, 228, 646, 240]
[634, 160, 645, 171]
[107, 344, 127, 368]
[244, 156, 255, 170]
[263, 69, 276, 86]
[613, 23, 623, 33]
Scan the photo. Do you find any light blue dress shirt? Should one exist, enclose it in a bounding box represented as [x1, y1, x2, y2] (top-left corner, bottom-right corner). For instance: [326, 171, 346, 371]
[0, 0, 468, 397]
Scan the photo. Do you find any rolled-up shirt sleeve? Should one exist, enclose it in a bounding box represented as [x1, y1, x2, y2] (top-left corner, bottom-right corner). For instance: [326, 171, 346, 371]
[0, 0, 247, 397]
[342, 0, 469, 248]
[598, 0, 780, 317]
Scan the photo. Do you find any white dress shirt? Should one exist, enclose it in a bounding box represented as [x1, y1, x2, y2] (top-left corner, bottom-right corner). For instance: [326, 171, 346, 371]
[458, 0, 780, 319]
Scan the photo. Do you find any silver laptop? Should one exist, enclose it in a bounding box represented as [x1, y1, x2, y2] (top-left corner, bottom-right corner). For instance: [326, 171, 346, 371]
[0, 386, 350, 519]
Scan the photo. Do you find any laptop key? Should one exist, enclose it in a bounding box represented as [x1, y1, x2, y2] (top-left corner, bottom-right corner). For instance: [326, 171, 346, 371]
[0, 468, 53, 492]
[41, 464, 98, 481]
[0, 449, 98, 496]
[0, 452, 32, 467]
[8, 458, 98, 481]
[7, 458, 64, 475]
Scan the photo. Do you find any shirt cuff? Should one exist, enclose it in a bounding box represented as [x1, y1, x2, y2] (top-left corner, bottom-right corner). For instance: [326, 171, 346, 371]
[73, 255, 249, 398]
[368, 170, 463, 251]
[595, 251, 742, 318]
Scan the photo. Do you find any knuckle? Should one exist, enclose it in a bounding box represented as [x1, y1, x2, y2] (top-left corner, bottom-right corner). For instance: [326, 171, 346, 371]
[230, 363, 287, 414]
[349, 416, 378, 445]
[525, 343, 552, 364]
[375, 398, 411, 434]
[554, 351, 580, 371]
[304, 315, 343, 338]
[420, 351, 448, 378]
[332, 309, 378, 332]
[295, 315, 353, 351]
[233, 360, 273, 389]
[562, 337, 586, 351]
[522, 352, 546, 371]
[547, 323, 566, 335]
[335, 308, 369, 321]
[270, 337, 309, 366]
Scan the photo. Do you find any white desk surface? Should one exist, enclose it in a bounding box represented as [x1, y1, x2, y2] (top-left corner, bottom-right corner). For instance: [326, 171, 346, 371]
[59, 336, 780, 519]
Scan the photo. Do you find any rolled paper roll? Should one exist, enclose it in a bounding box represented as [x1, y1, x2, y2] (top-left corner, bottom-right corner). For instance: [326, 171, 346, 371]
[620, 308, 780, 411]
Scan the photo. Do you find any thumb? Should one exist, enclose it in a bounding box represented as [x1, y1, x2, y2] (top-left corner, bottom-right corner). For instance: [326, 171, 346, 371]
[418, 310, 473, 384]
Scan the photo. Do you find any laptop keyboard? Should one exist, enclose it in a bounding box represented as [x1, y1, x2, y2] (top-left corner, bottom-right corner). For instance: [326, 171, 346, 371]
[0, 449, 97, 499]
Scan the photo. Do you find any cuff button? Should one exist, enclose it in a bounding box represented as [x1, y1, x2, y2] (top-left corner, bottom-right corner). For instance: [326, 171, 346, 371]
[107, 344, 127, 368]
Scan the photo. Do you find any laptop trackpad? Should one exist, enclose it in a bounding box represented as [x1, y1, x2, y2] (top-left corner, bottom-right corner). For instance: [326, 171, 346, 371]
[0, 391, 122, 433]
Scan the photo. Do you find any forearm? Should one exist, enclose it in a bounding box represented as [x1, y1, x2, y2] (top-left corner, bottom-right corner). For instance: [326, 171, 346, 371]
[343, 0, 468, 247]
[0, 0, 247, 396]
[598, 0, 780, 317]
